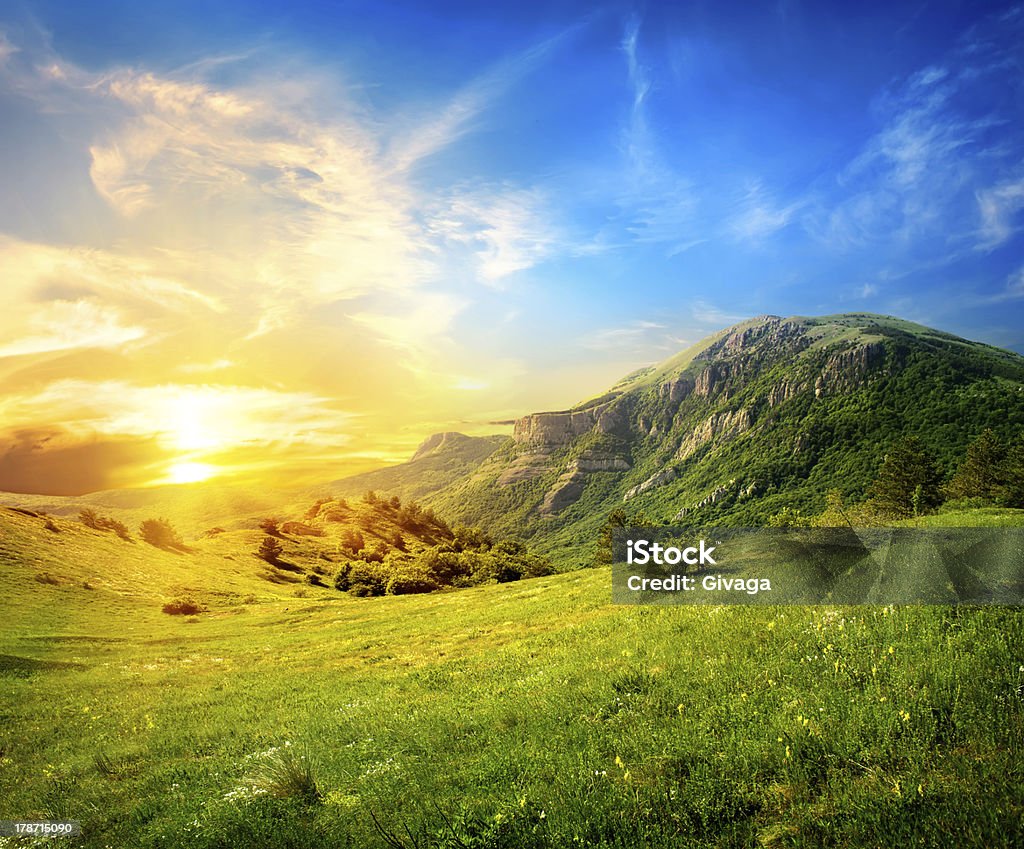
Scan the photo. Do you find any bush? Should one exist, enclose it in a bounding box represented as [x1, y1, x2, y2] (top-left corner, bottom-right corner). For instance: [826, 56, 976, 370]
[259, 517, 280, 535]
[339, 528, 364, 554]
[386, 561, 439, 595]
[162, 597, 205, 615]
[79, 508, 100, 529]
[80, 509, 132, 540]
[334, 560, 388, 596]
[255, 748, 321, 804]
[140, 518, 185, 550]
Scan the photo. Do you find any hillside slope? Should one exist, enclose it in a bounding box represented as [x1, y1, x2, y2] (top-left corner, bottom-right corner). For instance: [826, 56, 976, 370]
[336, 313, 1024, 566]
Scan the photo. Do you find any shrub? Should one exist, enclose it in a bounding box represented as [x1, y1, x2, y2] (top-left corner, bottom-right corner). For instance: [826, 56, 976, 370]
[255, 748, 321, 804]
[339, 528, 364, 554]
[386, 561, 439, 595]
[335, 560, 388, 596]
[80, 509, 132, 540]
[259, 517, 280, 535]
[79, 508, 100, 529]
[162, 597, 205, 615]
[140, 518, 185, 550]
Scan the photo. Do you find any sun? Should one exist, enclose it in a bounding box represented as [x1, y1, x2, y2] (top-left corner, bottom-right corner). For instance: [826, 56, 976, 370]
[165, 461, 218, 484]
[172, 391, 223, 451]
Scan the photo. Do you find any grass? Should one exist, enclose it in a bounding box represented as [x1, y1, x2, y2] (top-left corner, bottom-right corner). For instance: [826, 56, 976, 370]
[1, 507, 1023, 847]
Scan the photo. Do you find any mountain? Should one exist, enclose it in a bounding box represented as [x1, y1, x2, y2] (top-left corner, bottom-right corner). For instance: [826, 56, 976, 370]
[328, 431, 507, 502]
[333, 313, 1024, 567]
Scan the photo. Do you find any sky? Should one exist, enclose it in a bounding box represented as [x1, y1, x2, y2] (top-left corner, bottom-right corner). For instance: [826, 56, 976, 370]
[0, 0, 1023, 494]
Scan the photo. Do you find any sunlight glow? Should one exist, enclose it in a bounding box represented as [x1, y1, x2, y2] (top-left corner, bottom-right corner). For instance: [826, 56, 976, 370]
[165, 461, 218, 484]
[172, 391, 223, 451]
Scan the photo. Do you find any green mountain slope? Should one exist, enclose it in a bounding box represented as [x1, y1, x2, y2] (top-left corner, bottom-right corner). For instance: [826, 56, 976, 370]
[336, 313, 1024, 567]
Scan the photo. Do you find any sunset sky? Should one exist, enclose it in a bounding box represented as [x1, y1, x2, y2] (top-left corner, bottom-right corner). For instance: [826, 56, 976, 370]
[1, 0, 1023, 494]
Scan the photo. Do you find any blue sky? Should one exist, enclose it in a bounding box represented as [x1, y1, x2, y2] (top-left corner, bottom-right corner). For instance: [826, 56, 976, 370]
[1, 1, 1023, 490]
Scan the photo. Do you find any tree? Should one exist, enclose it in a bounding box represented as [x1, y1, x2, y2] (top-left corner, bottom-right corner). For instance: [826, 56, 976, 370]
[139, 518, 185, 550]
[339, 528, 364, 555]
[79, 508, 100, 529]
[946, 429, 1007, 502]
[595, 508, 627, 566]
[258, 535, 283, 563]
[1003, 436, 1024, 507]
[769, 506, 810, 528]
[259, 517, 280, 535]
[867, 436, 942, 517]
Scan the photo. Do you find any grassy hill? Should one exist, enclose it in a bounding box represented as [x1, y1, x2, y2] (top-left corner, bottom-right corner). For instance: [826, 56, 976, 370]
[1, 506, 1023, 848]
[3, 312, 1024, 848]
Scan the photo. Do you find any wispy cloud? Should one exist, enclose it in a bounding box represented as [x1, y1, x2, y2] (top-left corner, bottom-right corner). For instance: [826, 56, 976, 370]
[621, 14, 654, 177]
[0, 380, 351, 451]
[976, 176, 1024, 249]
[987, 264, 1024, 302]
[389, 24, 581, 172]
[728, 181, 803, 242]
[0, 31, 582, 393]
[431, 186, 561, 285]
[810, 14, 1024, 257]
[0, 299, 145, 359]
[613, 16, 702, 257]
[691, 301, 747, 327]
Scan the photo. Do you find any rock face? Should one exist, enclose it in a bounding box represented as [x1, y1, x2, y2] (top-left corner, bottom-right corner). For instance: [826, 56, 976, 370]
[676, 409, 753, 460]
[768, 378, 806, 408]
[814, 342, 885, 397]
[539, 452, 632, 515]
[624, 467, 678, 501]
[659, 377, 693, 404]
[513, 408, 600, 446]
[510, 319, 893, 515]
[672, 480, 737, 521]
[512, 401, 629, 447]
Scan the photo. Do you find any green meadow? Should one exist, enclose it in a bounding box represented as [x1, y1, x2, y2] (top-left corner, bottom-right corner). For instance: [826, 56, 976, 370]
[2, 508, 1023, 848]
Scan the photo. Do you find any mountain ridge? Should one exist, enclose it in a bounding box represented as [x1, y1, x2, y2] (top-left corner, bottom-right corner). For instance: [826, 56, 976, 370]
[329, 312, 1024, 566]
